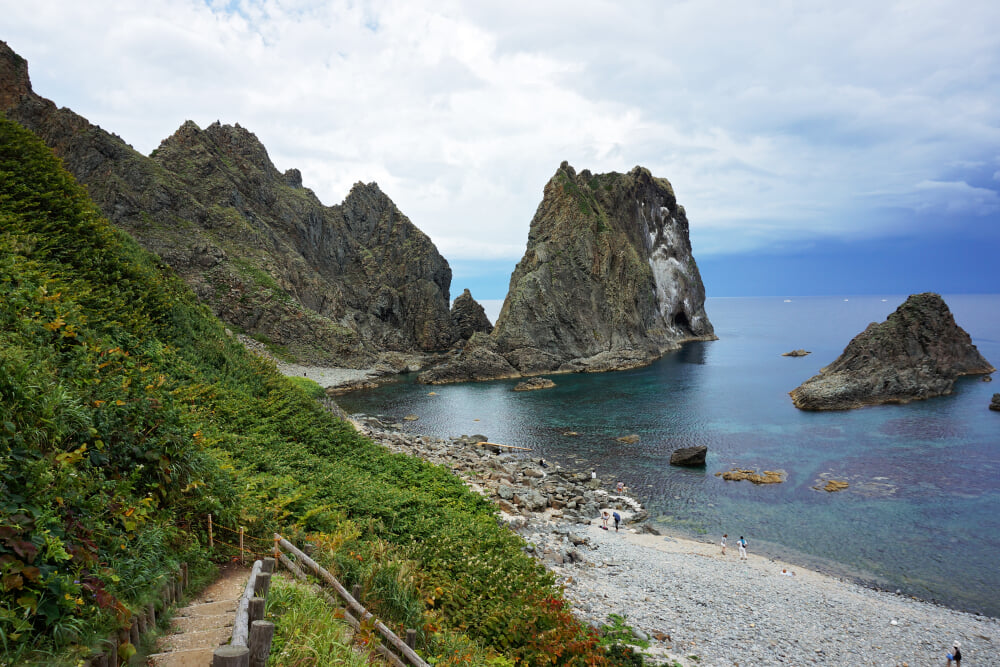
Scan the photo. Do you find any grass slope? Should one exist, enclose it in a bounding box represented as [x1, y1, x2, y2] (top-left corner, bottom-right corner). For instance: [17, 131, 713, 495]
[0, 116, 610, 666]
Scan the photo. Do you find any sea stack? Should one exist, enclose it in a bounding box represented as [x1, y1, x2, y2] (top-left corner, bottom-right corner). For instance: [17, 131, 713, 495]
[790, 293, 994, 410]
[419, 162, 715, 383]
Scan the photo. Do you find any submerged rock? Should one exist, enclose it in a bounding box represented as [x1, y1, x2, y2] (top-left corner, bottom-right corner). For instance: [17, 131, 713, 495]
[669, 445, 707, 467]
[716, 469, 786, 484]
[790, 293, 994, 410]
[823, 480, 849, 492]
[616, 434, 640, 445]
[513, 377, 556, 391]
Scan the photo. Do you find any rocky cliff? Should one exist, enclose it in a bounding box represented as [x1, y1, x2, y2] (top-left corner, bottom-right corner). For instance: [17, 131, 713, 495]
[0, 41, 459, 366]
[419, 162, 715, 383]
[790, 293, 995, 410]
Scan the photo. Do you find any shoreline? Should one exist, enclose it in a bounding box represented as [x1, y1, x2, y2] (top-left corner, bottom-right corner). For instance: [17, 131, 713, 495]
[280, 364, 1000, 664]
[350, 418, 999, 666]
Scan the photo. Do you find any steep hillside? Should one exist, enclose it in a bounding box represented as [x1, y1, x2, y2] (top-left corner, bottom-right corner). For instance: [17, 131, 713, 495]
[0, 40, 457, 367]
[0, 116, 606, 666]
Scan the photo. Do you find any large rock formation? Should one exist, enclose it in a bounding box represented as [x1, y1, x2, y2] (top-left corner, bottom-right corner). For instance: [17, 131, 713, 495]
[450, 288, 493, 340]
[0, 41, 460, 366]
[790, 293, 994, 410]
[419, 162, 715, 383]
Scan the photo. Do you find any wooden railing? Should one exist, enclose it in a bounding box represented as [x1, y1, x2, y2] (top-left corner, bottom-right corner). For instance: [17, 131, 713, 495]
[212, 558, 275, 667]
[274, 534, 429, 667]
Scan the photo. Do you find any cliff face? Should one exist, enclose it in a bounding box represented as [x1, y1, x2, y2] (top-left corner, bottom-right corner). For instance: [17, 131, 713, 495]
[790, 293, 995, 410]
[0, 41, 456, 366]
[419, 162, 715, 383]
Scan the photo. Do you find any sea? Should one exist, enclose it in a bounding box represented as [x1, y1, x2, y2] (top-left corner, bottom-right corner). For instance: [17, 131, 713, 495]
[336, 295, 1000, 618]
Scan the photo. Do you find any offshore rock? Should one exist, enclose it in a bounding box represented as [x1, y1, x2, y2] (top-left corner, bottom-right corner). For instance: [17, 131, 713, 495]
[513, 377, 556, 392]
[790, 293, 994, 410]
[669, 445, 707, 467]
[419, 162, 715, 382]
[450, 288, 493, 340]
[0, 41, 455, 366]
[991, 394, 1000, 411]
[782, 349, 811, 357]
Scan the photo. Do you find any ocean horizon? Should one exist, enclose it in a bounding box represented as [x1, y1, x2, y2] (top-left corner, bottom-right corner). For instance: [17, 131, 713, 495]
[338, 294, 1000, 617]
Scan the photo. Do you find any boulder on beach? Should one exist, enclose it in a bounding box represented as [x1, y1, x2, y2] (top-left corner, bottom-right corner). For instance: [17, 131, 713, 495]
[669, 445, 707, 467]
[513, 377, 556, 391]
[790, 293, 995, 410]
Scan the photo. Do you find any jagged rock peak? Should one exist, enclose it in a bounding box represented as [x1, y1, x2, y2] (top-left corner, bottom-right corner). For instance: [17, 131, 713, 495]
[418, 162, 715, 384]
[0, 41, 31, 110]
[451, 288, 493, 340]
[155, 120, 277, 174]
[790, 292, 995, 410]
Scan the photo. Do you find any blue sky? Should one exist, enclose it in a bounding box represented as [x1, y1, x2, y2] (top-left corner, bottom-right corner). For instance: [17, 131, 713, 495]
[3, 0, 999, 298]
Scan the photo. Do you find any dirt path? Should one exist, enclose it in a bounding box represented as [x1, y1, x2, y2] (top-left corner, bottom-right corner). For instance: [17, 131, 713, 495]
[146, 565, 250, 667]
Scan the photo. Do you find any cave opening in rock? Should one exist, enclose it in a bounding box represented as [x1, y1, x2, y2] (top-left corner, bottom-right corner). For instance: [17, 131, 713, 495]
[673, 311, 690, 332]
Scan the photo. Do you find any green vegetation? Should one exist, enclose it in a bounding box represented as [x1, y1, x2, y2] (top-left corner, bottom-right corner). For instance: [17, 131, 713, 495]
[0, 116, 617, 665]
[265, 575, 372, 666]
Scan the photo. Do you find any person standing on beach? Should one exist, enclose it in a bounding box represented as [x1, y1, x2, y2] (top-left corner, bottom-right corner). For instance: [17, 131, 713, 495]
[721, 533, 727, 555]
[601, 511, 610, 529]
[738, 536, 748, 560]
[946, 641, 961, 665]
[613, 511, 621, 532]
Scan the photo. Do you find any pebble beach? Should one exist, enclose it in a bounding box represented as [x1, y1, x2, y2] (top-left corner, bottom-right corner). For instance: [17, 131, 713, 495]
[287, 364, 1000, 666]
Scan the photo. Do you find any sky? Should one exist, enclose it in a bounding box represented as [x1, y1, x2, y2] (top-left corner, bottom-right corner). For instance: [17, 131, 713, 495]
[3, 0, 999, 298]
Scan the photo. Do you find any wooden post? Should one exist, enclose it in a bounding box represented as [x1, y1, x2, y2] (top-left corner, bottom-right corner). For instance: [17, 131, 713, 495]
[352, 584, 362, 603]
[105, 635, 117, 667]
[136, 609, 147, 635]
[406, 628, 417, 649]
[129, 617, 140, 647]
[212, 645, 249, 666]
[272, 534, 279, 560]
[239, 526, 245, 565]
[146, 602, 156, 629]
[261, 557, 275, 574]
[248, 620, 275, 667]
[174, 573, 183, 602]
[181, 561, 189, 589]
[208, 513, 214, 549]
[253, 572, 271, 600]
[89, 651, 108, 667]
[248, 597, 265, 630]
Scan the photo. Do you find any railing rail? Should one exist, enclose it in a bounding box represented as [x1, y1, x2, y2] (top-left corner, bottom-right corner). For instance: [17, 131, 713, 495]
[275, 534, 429, 667]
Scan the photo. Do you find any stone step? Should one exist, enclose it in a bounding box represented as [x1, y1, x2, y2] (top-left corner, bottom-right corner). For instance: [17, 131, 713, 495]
[168, 613, 233, 633]
[156, 626, 231, 653]
[173, 599, 238, 617]
[147, 646, 216, 667]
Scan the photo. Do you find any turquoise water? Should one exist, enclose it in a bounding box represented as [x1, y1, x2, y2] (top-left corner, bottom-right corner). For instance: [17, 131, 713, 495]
[338, 295, 1000, 617]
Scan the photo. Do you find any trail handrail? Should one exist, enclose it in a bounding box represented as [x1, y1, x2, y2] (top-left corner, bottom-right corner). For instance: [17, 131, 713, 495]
[275, 534, 429, 667]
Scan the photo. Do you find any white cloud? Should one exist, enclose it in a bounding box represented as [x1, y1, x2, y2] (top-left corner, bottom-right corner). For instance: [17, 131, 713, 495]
[3, 0, 999, 266]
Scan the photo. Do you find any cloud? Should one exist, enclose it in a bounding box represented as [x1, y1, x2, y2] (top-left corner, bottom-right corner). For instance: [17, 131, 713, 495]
[4, 0, 1000, 268]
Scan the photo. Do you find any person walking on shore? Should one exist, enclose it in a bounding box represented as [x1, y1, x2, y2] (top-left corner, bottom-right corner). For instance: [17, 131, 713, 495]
[613, 511, 621, 532]
[721, 534, 727, 556]
[738, 536, 748, 560]
[946, 640, 961, 666]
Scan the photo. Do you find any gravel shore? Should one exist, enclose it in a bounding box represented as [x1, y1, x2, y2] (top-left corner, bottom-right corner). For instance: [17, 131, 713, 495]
[275, 362, 379, 387]
[552, 521, 998, 665]
[357, 420, 1000, 666]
